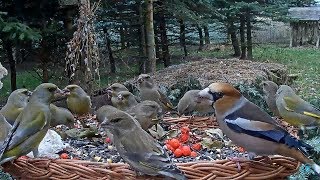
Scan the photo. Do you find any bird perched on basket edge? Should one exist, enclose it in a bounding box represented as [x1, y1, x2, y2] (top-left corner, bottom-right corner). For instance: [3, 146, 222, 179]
[276, 85, 320, 133]
[261, 81, 281, 117]
[99, 105, 187, 179]
[64, 84, 92, 115]
[198, 82, 320, 174]
[0, 88, 32, 125]
[0, 83, 63, 165]
[137, 74, 175, 112]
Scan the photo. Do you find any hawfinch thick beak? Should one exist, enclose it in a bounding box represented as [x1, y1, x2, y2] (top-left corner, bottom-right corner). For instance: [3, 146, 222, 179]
[198, 88, 212, 100]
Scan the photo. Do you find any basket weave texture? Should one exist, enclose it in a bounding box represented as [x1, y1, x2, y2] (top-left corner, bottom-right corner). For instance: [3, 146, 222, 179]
[2, 116, 300, 179]
[3, 156, 299, 180]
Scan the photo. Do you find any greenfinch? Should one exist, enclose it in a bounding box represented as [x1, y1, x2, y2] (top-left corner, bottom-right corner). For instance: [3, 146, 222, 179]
[50, 104, 75, 128]
[177, 90, 214, 116]
[127, 100, 163, 130]
[276, 85, 320, 130]
[0, 83, 62, 164]
[261, 81, 280, 117]
[0, 88, 32, 125]
[64, 84, 91, 115]
[111, 91, 138, 111]
[0, 114, 11, 146]
[199, 82, 320, 174]
[99, 105, 186, 179]
[137, 74, 175, 111]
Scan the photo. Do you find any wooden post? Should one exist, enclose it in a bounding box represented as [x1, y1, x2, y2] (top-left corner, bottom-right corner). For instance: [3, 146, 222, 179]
[290, 22, 293, 47]
[316, 21, 320, 48]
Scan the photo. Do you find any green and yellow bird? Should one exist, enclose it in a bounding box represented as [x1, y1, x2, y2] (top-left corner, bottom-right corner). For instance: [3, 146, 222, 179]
[0, 114, 11, 146]
[0, 83, 62, 165]
[0, 88, 32, 125]
[50, 104, 74, 128]
[276, 85, 320, 131]
[64, 84, 91, 115]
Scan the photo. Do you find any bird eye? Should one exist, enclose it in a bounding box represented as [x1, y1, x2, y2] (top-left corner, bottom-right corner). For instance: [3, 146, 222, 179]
[48, 87, 56, 92]
[111, 118, 122, 123]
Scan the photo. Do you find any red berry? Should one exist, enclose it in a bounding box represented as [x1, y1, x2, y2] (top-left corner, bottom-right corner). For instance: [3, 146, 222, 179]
[190, 151, 197, 157]
[169, 138, 181, 149]
[105, 137, 111, 143]
[180, 126, 190, 134]
[174, 149, 183, 158]
[192, 143, 202, 151]
[179, 134, 189, 143]
[60, 153, 69, 159]
[182, 146, 191, 156]
[19, 156, 29, 160]
[165, 144, 175, 152]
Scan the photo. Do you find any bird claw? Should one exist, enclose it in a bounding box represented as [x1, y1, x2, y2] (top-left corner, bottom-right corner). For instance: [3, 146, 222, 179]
[227, 157, 248, 172]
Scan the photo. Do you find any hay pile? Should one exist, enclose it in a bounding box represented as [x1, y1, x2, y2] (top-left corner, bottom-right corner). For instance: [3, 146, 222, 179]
[133, 58, 287, 88]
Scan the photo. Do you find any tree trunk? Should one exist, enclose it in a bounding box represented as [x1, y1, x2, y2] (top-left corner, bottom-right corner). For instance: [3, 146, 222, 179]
[145, 0, 156, 73]
[228, 22, 241, 57]
[159, 11, 170, 67]
[198, 26, 204, 51]
[246, 12, 253, 60]
[105, 31, 116, 73]
[179, 19, 187, 56]
[239, 14, 246, 60]
[154, 24, 160, 64]
[4, 41, 16, 91]
[120, 27, 126, 49]
[203, 25, 210, 44]
[138, 1, 147, 74]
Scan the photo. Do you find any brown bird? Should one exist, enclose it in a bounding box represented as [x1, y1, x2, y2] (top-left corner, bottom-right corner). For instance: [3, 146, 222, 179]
[111, 91, 138, 111]
[99, 105, 186, 179]
[137, 74, 174, 112]
[177, 90, 214, 116]
[0, 88, 32, 125]
[261, 81, 280, 117]
[107, 83, 129, 97]
[127, 100, 163, 130]
[64, 84, 91, 115]
[199, 82, 320, 174]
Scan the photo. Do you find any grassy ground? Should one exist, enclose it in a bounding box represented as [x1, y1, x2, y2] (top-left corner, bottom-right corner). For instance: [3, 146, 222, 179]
[1, 44, 319, 106]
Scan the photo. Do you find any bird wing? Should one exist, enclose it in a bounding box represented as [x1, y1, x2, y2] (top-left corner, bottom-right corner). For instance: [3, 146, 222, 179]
[234, 100, 280, 126]
[6, 110, 47, 150]
[283, 96, 320, 119]
[224, 107, 312, 156]
[123, 143, 186, 179]
[156, 89, 175, 110]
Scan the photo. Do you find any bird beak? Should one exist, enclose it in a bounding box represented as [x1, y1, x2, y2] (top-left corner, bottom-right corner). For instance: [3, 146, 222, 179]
[27, 91, 33, 97]
[62, 88, 71, 96]
[117, 94, 123, 101]
[198, 88, 212, 100]
[106, 88, 113, 94]
[54, 88, 65, 99]
[100, 118, 110, 127]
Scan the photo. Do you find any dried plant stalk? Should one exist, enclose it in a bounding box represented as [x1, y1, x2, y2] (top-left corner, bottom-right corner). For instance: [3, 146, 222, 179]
[65, 0, 101, 94]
